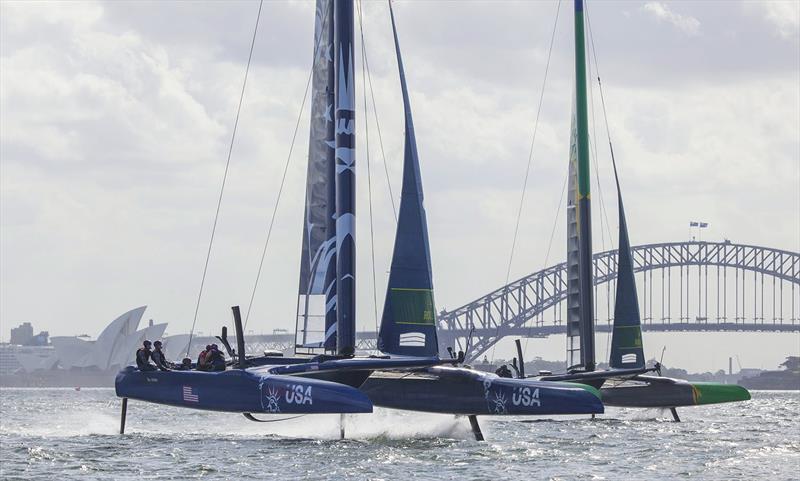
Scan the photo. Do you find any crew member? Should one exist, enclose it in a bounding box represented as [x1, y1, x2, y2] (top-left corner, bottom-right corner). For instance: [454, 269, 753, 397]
[208, 344, 226, 372]
[197, 345, 212, 371]
[495, 364, 513, 378]
[151, 340, 171, 371]
[136, 340, 157, 371]
[175, 358, 193, 370]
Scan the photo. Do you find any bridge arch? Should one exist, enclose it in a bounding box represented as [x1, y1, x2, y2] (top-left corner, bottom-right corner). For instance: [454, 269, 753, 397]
[437, 241, 800, 361]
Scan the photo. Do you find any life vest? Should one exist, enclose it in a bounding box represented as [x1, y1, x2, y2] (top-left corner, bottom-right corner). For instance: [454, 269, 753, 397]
[152, 349, 169, 370]
[136, 348, 152, 369]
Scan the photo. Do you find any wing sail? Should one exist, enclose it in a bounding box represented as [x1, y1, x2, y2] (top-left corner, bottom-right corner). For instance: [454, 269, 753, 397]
[296, 0, 337, 352]
[565, 103, 583, 369]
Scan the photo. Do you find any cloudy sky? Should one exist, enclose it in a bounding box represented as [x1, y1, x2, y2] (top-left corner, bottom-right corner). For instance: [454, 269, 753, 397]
[1, 0, 798, 371]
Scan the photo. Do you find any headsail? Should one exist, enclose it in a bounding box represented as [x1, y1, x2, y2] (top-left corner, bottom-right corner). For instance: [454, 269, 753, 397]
[608, 158, 645, 369]
[377, 3, 439, 357]
[296, 0, 337, 351]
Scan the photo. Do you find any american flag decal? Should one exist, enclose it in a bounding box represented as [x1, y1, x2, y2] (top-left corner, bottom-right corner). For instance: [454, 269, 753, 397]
[182, 386, 199, 403]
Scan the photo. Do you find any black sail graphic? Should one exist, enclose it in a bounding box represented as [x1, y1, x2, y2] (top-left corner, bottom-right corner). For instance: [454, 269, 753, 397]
[377, 2, 439, 357]
[296, 0, 337, 350]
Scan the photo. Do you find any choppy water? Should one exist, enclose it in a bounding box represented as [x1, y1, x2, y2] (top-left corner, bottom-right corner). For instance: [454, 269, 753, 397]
[0, 388, 798, 480]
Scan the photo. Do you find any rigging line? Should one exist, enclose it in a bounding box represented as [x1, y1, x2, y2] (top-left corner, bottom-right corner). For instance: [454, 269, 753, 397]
[585, 33, 614, 363]
[587, 99, 616, 360]
[587, 60, 613, 364]
[584, 5, 614, 248]
[522, 168, 570, 358]
[357, 0, 380, 336]
[186, 0, 264, 357]
[358, 369, 418, 395]
[586, 7, 619, 174]
[503, 0, 562, 287]
[243, 0, 331, 331]
[361, 10, 397, 223]
[587, 49, 605, 253]
[490, 0, 562, 364]
[585, 3, 620, 359]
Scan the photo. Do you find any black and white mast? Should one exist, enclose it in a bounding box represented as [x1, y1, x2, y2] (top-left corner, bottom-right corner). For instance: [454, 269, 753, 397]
[334, 0, 356, 356]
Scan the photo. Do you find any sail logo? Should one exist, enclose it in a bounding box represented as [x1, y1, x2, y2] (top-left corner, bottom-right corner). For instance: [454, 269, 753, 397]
[482, 379, 508, 414]
[265, 385, 281, 413]
[336, 118, 354, 135]
[512, 387, 541, 407]
[491, 391, 508, 414]
[621, 353, 638, 364]
[399, 332, 426, 347]
[285, 384, 313, 405]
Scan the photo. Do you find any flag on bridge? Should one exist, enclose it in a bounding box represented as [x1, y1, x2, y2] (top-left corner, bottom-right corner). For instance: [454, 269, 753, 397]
[689, 222, 699, 227]
[699, 222, 709, 228]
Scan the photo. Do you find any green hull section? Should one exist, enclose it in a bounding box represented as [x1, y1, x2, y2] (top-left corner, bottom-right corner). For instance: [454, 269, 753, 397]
[560, 381, 602, 400]
[691, 382, 751, 405]
[599, 375, 751, 408]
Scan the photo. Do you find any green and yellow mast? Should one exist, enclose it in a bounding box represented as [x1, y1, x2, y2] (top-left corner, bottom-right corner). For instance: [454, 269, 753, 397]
[574, 0, 596, 371]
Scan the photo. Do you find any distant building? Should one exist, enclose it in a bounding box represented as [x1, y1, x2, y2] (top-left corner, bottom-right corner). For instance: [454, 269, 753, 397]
[1, 306, 168, 375]
[780, 356, 800, 371]
[9, 322, 49, 346]
[0, 344, 56, 375]
[10, 322, 33, 345]
[739, 356, 800, 390]
[738, 368, 763, 378]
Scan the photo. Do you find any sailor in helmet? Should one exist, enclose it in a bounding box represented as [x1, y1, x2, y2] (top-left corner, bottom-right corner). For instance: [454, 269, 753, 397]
[136, 340, 157, 371]
[208, 343, 227, 372]
[150, 340, 172, 371]
[197, 344, 213, 371]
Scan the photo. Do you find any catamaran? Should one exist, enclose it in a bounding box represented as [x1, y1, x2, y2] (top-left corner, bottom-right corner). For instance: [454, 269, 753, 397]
[347, 1, 604, 440]
[526, 0, 750, 420]
[116, 0, 606, 439]
[115, 0, 454, 434]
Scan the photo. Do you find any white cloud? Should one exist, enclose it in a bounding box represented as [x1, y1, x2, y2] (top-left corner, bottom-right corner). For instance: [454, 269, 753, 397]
[746, 0, 800, 40]
[642, 1, 701, 36]
[0, 1, 797, 371]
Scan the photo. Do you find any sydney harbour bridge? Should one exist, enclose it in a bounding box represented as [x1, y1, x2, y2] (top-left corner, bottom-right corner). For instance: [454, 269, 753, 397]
[195, 241, 799, 362]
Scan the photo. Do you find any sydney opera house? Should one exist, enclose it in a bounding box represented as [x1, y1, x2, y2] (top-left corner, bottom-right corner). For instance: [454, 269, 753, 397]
[0, 307, 189, 386]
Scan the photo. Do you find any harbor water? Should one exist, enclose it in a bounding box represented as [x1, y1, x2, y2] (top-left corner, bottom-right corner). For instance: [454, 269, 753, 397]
[0, 388, 797, 480]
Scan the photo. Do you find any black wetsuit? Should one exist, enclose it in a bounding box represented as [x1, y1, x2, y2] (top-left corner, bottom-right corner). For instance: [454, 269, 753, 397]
[208, 349, 226, 372]
[151, 348, 171, 371]
[136, 348, 156, 371]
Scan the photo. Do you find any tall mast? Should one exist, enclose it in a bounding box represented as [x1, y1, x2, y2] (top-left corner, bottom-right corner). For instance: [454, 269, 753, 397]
[574, 0, 595, 371]
[334, 0, 356, 356]
[322, 0, 337, 352]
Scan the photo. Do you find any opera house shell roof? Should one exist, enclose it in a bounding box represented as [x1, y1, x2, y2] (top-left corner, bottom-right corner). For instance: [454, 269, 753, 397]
[18, 306, 168, 372]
